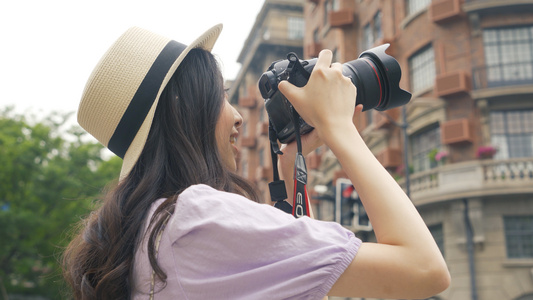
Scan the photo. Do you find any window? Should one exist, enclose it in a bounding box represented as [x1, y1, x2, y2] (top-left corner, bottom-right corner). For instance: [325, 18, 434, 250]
[313, 28, 320, 42]
[363, 23, 373, 50]
[411, 124, 441, 172]
[373, 11, 383, 42]
[490, 110, 533, 159]
[504, 216, 533, 258]
[288, 17, 304, 40]
[429, 224, 445, 257]
[409, 45, 435, 94]
[362, 11, 383, 50]
[406, 0, 431, 16]
[483, 25, 533, 88]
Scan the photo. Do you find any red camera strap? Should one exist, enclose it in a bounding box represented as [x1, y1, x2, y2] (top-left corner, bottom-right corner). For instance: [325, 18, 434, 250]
[267, 108, 311, 218]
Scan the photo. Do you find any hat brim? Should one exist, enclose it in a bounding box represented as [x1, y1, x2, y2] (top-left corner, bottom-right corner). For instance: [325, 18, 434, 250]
[119, 24, 223, 180]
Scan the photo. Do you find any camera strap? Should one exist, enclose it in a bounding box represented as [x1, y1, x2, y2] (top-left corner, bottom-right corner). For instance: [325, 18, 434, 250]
[267, 109, 310, 218]
[290, 107, 310, 218]
[268, 119, 292, 214]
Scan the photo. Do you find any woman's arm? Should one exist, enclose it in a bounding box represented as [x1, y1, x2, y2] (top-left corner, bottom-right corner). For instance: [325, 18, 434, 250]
[278, 50, 450, 299]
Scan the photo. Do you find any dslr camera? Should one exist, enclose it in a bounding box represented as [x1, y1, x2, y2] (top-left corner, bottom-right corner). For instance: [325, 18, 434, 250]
[259, 44, 412, 144]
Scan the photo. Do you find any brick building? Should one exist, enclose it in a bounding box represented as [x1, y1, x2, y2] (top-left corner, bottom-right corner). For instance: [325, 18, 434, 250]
[228, 0, 305, 201]
[230, 0, 533, 299]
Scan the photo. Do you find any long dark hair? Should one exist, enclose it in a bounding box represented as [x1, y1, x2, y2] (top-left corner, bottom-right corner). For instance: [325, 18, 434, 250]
[62, 48, 261, 299]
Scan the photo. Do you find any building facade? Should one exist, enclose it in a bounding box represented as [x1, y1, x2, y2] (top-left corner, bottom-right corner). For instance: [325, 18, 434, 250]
[228, 0, 305, 202]
[231, 0, 533, 299]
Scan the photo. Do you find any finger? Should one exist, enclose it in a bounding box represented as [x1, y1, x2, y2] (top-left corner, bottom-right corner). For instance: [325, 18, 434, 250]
[315, 49, 333, 69]
[278, 80, 301, 103]
[353, 104, 364, 125]
[331, 62, 343, 71]
[300, 129, 323, 155]
[280, 129, 323, 157]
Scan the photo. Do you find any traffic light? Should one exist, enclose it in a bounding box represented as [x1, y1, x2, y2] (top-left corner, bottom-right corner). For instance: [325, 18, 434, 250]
[335, 178, 372, 231]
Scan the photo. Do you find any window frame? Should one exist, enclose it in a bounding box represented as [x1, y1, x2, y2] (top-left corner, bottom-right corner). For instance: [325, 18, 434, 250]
[287, 16, 305, 40]
[408, 44, 436, 94]
[410, 123, 441, 173]
[482, 25, 533, 88]
[504, 215, 533, 259]
[489, 109, 533, 159]
[405, 0, 431, 17]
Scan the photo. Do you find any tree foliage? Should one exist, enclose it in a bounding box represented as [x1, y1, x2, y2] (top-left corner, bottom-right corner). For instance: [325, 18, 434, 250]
[0, 107, 122, 299]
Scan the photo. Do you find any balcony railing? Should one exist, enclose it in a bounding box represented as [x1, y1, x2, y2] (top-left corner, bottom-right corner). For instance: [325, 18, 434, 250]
[464, 0, 533, 13]
[398, 157, 533, 206]
[472, 62, 533, 90]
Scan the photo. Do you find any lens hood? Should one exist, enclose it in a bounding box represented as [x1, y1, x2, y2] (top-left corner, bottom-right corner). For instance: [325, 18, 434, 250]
[358, 44, 411, 111]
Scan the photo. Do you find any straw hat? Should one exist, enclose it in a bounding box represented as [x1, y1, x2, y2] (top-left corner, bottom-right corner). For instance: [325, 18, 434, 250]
[78, 24, 223, 180]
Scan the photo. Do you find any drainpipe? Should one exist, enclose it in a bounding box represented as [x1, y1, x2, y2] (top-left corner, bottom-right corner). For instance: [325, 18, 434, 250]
[401, 106, 410, 198]
[463, 199, 478, 300]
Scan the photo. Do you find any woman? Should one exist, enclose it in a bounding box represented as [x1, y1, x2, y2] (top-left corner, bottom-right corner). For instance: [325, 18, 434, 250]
[63, 24, 450, 299]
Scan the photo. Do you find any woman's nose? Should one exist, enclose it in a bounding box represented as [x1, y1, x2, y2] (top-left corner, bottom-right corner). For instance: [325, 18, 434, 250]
[232, 106, 243, 128]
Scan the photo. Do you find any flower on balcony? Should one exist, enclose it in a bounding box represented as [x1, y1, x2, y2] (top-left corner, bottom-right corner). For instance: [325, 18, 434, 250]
[476, 145, 498, 159]
[435, 151, 449, 163]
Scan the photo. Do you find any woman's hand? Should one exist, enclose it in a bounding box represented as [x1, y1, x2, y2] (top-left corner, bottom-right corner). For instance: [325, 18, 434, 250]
[275, 49, 361, 212]
[278, 49, 357, 140]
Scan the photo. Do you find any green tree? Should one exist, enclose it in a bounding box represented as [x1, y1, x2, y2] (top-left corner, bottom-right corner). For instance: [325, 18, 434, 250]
[0, 107, 122, 299]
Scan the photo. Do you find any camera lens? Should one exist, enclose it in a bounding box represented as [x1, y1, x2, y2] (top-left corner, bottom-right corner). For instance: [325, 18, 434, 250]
[259, 44, 411, 144]
[342, 44, 411, 111]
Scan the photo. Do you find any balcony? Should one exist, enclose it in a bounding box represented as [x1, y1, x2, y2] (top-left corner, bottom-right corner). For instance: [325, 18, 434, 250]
[329, 9, 355, 27]
[435, 70, 471, 97]
[430, 0, 463, 23]
[464, 0, 533, 13]
[441, 118, 473, 145]
[472, 62, 533, 93]
[398, 157, 533, 206]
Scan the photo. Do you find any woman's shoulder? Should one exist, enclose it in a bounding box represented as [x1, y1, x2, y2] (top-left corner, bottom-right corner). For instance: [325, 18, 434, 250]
[167, 184, 295, 235]
[177, 184, 258, 210]
[180, 183, 239, 200]
[175, 184, 287, 218]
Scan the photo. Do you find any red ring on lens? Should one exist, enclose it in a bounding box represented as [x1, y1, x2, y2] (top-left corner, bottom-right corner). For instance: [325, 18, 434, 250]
[361, 58, 383, 108]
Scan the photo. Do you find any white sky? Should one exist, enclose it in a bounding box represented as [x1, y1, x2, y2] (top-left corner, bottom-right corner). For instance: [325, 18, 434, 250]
[0, 0, 265, 117]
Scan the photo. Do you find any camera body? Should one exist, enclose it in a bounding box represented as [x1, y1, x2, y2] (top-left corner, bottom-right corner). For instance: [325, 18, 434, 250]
[259, 44, 412, 144]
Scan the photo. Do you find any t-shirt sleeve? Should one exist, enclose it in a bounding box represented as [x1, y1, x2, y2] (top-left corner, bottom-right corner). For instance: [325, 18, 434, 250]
[165, 184, 362, 300]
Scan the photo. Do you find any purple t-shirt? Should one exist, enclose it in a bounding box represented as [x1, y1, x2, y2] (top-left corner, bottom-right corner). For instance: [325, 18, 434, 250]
[132, 184, 361, 299]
